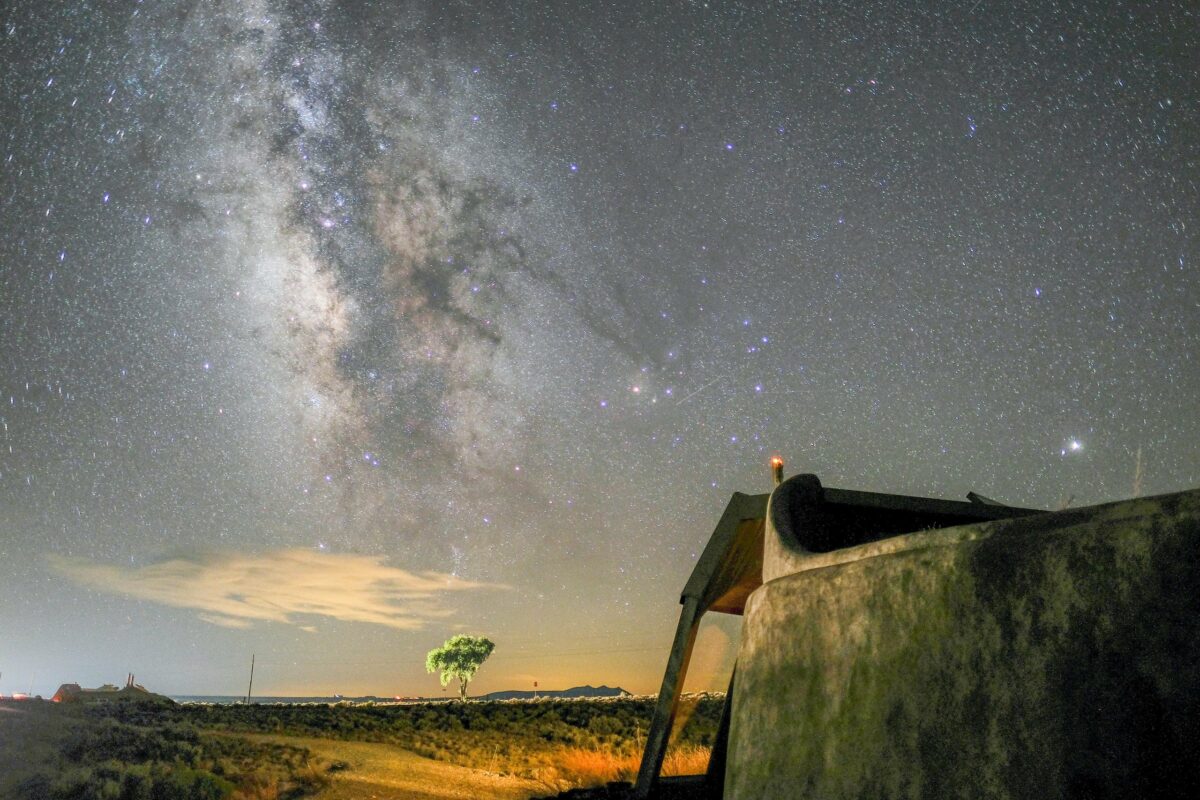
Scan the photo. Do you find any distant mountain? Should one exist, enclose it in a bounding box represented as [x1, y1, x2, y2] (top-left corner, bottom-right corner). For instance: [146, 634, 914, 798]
[480, 684, 630, 701]
[171, 685, 634, 705]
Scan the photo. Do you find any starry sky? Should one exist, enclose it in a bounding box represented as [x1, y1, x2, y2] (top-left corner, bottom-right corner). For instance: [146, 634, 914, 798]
[1, 0, 1197, 699]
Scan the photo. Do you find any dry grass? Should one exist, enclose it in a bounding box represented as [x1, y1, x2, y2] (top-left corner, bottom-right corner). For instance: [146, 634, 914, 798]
[247, 735, 544, 800]
[662, 745, 712, 777]
[557, 747, 637, 785]
[554, 744, 711, 788]
[232, 785, 278, 800]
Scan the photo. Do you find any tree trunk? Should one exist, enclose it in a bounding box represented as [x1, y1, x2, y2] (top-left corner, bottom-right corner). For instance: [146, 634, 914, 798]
[459, 679, 468, 701]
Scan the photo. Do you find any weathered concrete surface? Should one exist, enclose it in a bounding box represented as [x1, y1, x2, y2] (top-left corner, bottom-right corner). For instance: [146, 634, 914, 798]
[727, 489, 1200, 800]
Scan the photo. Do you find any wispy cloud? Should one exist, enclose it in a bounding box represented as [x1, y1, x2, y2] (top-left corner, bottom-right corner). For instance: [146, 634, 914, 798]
[49, 549, 500, 631]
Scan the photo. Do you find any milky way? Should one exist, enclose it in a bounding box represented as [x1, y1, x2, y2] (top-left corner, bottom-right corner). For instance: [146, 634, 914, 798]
[2, 1, 1197, 696]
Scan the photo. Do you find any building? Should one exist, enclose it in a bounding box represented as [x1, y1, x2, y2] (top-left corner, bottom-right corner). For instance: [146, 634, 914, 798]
[52, 674, 173, 705]
[632, 471, 1200, 799]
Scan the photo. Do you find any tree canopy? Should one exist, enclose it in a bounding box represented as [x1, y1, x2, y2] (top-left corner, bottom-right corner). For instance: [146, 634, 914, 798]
[425, 635, 495, 701]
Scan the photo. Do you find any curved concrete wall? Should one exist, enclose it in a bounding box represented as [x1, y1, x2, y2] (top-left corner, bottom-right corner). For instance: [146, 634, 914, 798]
[727, 489, 1200, 800]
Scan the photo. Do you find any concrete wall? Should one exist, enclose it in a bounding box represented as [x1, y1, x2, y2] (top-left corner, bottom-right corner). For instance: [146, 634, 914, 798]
[726, 489, 1200, 800]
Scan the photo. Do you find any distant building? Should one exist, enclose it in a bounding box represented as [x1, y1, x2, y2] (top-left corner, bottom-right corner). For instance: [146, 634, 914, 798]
[52, 673, 173, 705]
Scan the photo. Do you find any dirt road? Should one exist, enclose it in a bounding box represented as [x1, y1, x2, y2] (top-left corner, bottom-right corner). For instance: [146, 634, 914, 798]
[251, 735, 546, 800]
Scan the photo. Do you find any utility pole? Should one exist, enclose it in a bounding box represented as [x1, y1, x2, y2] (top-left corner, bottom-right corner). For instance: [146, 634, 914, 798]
[245, 654, 255, 705]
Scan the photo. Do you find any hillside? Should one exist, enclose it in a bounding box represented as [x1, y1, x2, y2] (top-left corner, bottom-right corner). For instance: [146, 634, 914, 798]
[480, 685, 630, 701]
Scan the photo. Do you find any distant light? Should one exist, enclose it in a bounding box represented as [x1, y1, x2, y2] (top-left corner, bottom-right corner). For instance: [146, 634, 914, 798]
[1069, 439, 1083, 451]
[770, 456, 784, 468]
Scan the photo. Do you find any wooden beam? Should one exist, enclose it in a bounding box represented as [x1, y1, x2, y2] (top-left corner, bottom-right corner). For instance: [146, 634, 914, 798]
[633, 596, 703, 798]
[636, 492, 767, 798]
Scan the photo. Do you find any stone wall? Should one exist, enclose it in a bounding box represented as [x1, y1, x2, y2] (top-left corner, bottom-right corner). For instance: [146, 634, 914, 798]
[726, 490, 1200, 800]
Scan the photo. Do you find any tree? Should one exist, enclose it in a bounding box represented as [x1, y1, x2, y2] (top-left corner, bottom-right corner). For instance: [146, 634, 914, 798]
[425, 635, 495, 701]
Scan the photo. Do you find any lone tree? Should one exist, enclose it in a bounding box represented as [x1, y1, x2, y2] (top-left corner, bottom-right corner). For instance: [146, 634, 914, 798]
[425, 635, 495, 701]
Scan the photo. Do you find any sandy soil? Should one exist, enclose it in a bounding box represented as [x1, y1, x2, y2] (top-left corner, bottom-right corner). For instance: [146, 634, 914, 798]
[247, 734, 545, 800]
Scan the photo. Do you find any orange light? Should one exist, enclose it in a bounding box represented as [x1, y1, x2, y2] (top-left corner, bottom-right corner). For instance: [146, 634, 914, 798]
[770, 455, 785, 487]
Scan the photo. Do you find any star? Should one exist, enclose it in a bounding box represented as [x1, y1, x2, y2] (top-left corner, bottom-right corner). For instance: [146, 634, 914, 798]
[0, 0, 1194, 701]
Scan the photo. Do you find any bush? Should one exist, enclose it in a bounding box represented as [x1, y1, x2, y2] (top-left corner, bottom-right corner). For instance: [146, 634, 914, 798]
[0, 703, 316, 800]
[2, 694, 724, 797]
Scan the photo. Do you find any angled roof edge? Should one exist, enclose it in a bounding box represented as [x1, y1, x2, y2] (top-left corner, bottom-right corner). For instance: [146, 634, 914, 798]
[821, 486, 1041, 520]
[679, 482, 1042, 607]
[681, 492, 767, 604]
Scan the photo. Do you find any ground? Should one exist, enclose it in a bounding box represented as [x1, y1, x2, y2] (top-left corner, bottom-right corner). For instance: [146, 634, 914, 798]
[0, 695, 720, 799]
[249, 734, 545, 800]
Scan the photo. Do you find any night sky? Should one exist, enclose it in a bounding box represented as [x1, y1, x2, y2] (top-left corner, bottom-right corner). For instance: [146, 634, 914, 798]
[2, 1, 1197, 698]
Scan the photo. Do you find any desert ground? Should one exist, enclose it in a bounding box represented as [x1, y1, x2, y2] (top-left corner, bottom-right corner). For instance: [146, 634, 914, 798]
[242, 734, 543, 799]
[0, 695, 719, 799]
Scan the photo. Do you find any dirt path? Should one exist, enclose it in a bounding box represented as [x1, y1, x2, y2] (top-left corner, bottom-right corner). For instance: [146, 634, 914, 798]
[247, 735, 546, 800]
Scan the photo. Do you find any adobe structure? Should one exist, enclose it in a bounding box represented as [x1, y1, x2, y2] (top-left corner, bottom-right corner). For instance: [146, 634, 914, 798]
[631, 471, 1200, 800]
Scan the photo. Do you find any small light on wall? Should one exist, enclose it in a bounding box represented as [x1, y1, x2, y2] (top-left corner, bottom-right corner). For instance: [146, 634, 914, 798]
[770, 456, 785, 487]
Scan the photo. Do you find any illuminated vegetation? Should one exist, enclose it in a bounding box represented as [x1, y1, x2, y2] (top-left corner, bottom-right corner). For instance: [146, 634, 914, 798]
[186, 694, 721, 790]
[1, 694, 722, 797]
[0, 699, 326, 799]
[425, 635, 496, 702]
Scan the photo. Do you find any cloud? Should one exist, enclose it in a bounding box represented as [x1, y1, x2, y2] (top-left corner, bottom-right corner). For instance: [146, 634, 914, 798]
[197, 613, 256, 630]
[50, 549, 500, 631]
